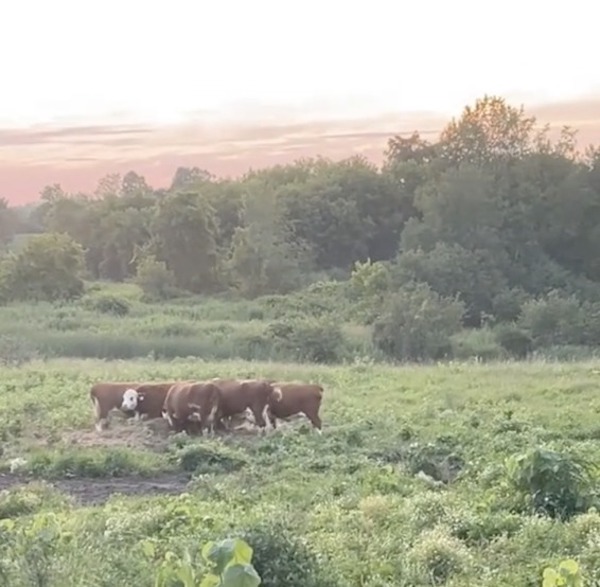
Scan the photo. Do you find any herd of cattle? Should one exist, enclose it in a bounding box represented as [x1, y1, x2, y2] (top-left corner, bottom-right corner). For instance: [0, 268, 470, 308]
[89, 377, 324, 436]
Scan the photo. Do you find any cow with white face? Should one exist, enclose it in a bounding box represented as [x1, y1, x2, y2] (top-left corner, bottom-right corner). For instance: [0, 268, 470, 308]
[89, 380, 179, 432]
[121, 388, 142, 419]
[120, 382, 179, 422]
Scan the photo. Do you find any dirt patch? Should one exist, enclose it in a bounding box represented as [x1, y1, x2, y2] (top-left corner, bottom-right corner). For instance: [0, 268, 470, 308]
[62, 418, 172, 452]
[0, 471, 192, 506]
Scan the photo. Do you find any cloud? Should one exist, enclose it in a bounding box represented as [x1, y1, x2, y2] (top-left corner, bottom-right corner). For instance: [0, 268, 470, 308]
[1, 97, 599, 205]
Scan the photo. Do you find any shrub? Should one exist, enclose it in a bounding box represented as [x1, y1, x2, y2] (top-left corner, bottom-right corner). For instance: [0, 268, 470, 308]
[0, 335, 38, 366]
[267, 316, 345, 363]
[408, 526, 472, 584]
[506, 448, 599, 520]
[2, 232, 85, 302]
[135, 255, 178, 301]
[372, 282, 464, 361]
[494, 323, 533, 359]
[85, 294, 131, 316]
[171, 442, 247, 474]
[239, 521, 338, 587]
[519, 291, 585, 347]
[450, 328, 507, 362]
[491, 287, 529, 322]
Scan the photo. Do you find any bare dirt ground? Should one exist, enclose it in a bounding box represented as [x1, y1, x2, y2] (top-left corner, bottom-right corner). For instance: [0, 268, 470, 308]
[0, 471, 192, 505]
[0, 413, 309, 506]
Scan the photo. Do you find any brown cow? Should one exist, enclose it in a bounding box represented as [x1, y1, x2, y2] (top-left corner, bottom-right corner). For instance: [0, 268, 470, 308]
[120, 381, 180, 421]
[266, 382, 324, 432]
[162, 380, 221, 435]
[90, 381, 142, 432]
[211, 378, 282, 432]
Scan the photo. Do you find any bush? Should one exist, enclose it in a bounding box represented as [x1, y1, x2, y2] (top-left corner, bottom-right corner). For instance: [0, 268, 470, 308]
[491, 287, 529, 322]
[240, 521, 338, 587]
[2, 233, 85, 302]
[267, 316, 345, 363]
[506, 447, 599, 520]
[450, 328, 507, 362]
[135, 255, 178, 301]
[85, 294, 131, 316]
[519, 291, 585, 347]
[171, 442, 247, 474]
[407, 526, 472, 584]
[372, 282, 464, 361]
[494, 323, 533, 359]
[0, 335, 38, 366]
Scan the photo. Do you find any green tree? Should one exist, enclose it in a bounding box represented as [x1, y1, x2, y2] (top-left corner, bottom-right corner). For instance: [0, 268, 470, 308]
[134, 255, 177, 300]
[372, 282, 465, 361]
[3, 232, 85, 302]
[394, 243, 507, 326]
[0, 198, 16, 248]
[439, 94, 536, 166]
[152, 191, 221, 293]
[228, 185, 308, 297]
[405, 164, 503, 252]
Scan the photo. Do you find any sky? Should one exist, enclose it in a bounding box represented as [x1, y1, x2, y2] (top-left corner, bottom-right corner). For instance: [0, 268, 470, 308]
[1, 0, 599, 203]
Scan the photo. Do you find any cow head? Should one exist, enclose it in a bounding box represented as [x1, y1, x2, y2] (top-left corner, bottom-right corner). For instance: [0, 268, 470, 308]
[121, 388, 140, 412]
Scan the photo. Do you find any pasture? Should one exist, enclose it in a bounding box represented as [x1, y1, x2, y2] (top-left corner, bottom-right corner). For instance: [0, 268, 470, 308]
[1, 357, 599, 585]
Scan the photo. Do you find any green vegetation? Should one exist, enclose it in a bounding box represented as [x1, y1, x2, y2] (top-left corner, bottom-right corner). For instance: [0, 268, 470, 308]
[0, 94, 599, 584]
[2, 95, 600, 362]
[0, 358, 599, 585]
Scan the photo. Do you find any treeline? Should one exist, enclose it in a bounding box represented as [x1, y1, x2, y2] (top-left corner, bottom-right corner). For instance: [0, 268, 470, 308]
[2, 94, 600, 361]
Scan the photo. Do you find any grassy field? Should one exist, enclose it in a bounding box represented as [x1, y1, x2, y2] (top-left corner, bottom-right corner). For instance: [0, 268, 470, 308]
[0, 357, 599, 585]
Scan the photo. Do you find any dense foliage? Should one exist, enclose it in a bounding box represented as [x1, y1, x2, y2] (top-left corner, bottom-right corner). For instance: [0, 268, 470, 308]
[1, 95, 600, 362]
[0, 95, 599, 585]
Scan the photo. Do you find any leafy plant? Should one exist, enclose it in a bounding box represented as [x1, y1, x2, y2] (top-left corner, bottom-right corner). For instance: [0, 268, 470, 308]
[542, 559, 583, 587]
[151, 537, 261, 587]
[506, 448, 598, 520]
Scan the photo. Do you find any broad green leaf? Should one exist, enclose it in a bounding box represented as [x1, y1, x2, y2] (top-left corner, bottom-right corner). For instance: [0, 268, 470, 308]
[542, 568, 559, 587]
[200, 574, 221, 587]
[176, 564, 197, 587]
[202, 538, 251, 574]
[231, 539, 253, 566]
[558, 559, 579, 575]
[221, 563, 261, 587]
[202, 541, 216, 563]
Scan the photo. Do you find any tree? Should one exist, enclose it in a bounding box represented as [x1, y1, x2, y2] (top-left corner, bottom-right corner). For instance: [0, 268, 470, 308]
[372, 282, 465, 361]
[439, 95, 536, 166]
[407, 164, 503, 252]
[3, 232, 85, 302]
[152, 191, 221, 293]
[227, 184, 308, 297]
[0, 198, 16, 248]
[170, 167, 214, 191]
[134, 255, 177, 300]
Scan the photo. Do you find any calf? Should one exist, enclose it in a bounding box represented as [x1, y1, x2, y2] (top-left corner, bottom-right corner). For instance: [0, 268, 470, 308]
[267, 382, 324, 432]
[90, 381, 141, 432]
[120, 381, 179, 421]
[162, 381, 221, 435]
[211, 378, 282, 432]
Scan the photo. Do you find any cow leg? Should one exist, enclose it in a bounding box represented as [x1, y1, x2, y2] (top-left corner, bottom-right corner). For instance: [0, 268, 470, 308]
[250, 404, 268, 434]
[267, 407, 278, 430]
[95, 418, 108, 433]
[205, 403, 219, 436]
[261, 404, 275, 432]
[304, 410, 322, 434]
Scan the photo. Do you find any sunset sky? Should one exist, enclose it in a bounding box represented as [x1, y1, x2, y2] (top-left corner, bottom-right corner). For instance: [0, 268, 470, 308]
[1, 0, 599, 204]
